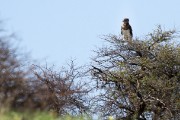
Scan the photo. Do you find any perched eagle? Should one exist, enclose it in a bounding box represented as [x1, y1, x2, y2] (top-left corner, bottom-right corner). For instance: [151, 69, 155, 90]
[121, 18, 133, 42]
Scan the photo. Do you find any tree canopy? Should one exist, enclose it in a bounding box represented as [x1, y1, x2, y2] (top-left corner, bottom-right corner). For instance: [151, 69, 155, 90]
[91, 26, 180, 120]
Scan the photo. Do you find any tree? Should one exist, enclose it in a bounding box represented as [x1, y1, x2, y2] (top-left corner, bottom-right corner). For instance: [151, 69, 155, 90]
[0, 26, 91, 116]
[9, 60, 91, 115]
[30, 62, 91, 115]
[91, 26, 180, 120]
[0, 34, 29, 108]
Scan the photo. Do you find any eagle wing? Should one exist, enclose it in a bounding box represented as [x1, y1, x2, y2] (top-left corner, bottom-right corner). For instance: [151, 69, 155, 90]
[121, 25, 133, 37]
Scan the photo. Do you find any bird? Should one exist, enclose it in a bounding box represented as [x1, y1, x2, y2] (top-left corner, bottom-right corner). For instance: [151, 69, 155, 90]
[121, 18, 133, 43]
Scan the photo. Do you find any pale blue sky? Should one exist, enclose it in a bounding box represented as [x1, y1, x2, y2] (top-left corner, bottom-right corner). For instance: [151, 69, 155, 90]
[0, 0, 180, 66]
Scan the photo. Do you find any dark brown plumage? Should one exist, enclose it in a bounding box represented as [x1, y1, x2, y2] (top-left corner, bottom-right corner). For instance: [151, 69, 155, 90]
[121, 18, 133, 37]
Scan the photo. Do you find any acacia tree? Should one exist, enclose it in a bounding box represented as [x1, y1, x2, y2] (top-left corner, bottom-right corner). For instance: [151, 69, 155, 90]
[0, 27, 91, 115]
[11, 61, 91, 115]
[0, 34, 29, 108]
[91, 26, 180, 120]
[30, 62, 91, 115]
[0, 31, 45, 111]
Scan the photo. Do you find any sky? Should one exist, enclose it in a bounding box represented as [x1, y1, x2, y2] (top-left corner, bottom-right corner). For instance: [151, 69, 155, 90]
[0, 0, 180, 66]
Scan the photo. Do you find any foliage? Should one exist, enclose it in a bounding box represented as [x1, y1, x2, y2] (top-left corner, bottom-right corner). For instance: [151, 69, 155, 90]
[31, 62, 91, 115]
[91, 26, 180, 120]
[0, 108, 92, 120]
[0, 34, 29, 108]
[0, 26, 90, 116]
